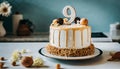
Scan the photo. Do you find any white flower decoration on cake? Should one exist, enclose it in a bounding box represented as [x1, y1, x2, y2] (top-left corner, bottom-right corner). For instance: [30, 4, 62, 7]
[0, 1, 12, 17]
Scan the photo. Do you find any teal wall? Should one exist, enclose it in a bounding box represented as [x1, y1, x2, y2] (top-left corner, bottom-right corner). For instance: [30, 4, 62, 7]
[1, 0, 120, 33]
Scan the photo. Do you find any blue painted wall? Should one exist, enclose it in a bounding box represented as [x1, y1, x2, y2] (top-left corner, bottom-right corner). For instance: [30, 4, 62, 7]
[1, 0, 120, 33]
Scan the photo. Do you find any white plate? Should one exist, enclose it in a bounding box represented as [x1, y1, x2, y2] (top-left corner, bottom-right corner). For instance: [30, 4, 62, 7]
[39, 47, 103, 60]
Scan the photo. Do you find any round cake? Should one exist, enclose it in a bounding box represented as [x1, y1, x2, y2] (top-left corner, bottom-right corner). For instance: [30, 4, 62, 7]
[46, 6, 95, 57]
[46, 18, 95, 57]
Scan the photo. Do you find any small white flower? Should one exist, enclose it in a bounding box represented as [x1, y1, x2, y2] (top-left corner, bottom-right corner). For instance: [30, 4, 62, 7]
[0, 1, 12, 17]
[11, 50, 21, 62]
[32, 57, 44, 67]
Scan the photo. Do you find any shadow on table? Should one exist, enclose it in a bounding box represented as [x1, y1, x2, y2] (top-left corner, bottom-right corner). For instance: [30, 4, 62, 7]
[1, 67, 9, 69]
[27, 65, 49, 68]
[44, 51, 111, 66]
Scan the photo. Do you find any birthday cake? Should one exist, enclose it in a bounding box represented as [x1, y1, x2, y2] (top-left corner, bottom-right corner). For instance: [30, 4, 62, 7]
[46, 6, 95, 57]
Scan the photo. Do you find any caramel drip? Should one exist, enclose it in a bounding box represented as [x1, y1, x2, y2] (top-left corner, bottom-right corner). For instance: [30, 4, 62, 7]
[50, 25, 88, 30]
[58, 30, 61, 47]
[50, 25, 91, 48]
[73, 30, 75, 48]
[66, 30, 68, 47]
[81, 31, 83, 46]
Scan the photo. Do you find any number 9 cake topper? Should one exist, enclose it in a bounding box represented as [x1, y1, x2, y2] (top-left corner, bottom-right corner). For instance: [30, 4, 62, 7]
[62, 5, 76, 23]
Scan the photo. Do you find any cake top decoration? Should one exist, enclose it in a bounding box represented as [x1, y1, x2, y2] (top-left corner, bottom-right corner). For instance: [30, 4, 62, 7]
[57, 18, 63, 25]
[51, 19, 59, 26]
[51, 5, 88, 26]
[74, 17, 80, 24]
[63, 18, 71, 25]
[80, 18, 88, 26]
[62, 5, 76, 24]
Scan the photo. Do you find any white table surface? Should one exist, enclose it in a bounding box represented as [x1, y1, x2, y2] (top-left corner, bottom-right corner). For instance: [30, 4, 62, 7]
[0, 42, 120, 69]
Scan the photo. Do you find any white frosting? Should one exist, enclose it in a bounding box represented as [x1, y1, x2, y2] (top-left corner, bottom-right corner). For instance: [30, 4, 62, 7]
[50, 25, 91, 49]
[68, 30, 73, 48]
[60, 30, 66, 48]
[54, 30, 59, 47]
[75, 30, 82, 48]
[50, 29, 53, 45]
[83, 29, 88, 48]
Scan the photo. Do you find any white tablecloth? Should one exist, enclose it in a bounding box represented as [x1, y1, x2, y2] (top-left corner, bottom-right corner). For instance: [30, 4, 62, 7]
[0, 42, 120, 69]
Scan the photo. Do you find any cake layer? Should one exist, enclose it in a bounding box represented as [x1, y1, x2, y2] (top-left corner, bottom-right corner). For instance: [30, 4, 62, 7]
[46, 44, 95, 57]
[50, 24, 91, 49]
